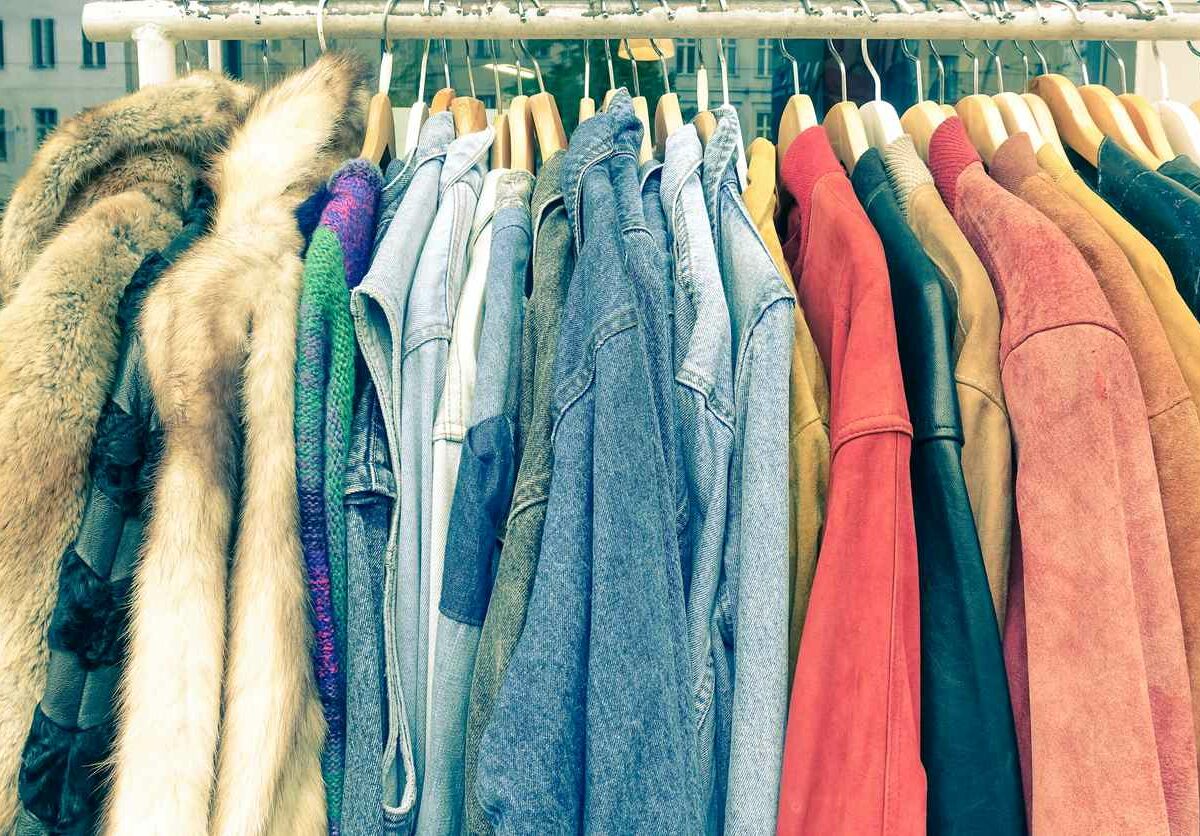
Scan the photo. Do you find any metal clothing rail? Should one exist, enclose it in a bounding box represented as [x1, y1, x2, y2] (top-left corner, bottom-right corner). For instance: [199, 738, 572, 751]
[83, 0, 1200, 85]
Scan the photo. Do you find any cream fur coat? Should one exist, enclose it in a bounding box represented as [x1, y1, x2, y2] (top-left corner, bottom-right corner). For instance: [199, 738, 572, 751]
[0, 72, 254, 832]
[104, 53, 369, 836]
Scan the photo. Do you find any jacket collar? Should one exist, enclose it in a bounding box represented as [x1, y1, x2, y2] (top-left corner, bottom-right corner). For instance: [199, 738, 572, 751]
[561, 89, 639, 250]
[0, 71, 255, 300]
[700, 104, 743, 224]
[927, 117, 983, 215]
[661, 124, 704, 227]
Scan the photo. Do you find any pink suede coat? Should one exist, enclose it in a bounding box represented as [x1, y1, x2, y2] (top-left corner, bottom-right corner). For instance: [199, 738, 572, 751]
[930, 118, 1185, 836]
[777, 126, 924, 836]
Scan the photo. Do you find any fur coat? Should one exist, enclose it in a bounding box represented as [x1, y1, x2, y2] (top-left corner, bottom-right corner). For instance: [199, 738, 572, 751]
[0, 73, 253, 832]
[104, 53, 370, 836]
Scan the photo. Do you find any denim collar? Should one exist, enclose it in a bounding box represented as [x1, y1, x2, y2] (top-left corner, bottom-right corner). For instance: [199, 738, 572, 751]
[384, 112, 453, 201]
[561, 89, 642, 250]
[700, 104, 743, 230]
[660, 124, 704, 224]
[531, 150, 567, 242]
[439, 125, 494, 195]
[640, 158, 663, 192]
[496, 169, 534, 213]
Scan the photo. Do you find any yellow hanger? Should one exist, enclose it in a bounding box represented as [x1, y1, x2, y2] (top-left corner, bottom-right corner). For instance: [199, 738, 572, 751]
[649, 39, 684, 160]
[513, 40, 567, 161]
[692, 39, 717, 145]
[776, 39, 818, 164]
[954, 40, 1008, 165]
[899, 39, 945, 162]
[1120, 42, 1174, 160]
[358, 0, 400, 166]
[822, 39, 869, 174]
[506, 41, 536, 173]
[430, 39, 456, 116]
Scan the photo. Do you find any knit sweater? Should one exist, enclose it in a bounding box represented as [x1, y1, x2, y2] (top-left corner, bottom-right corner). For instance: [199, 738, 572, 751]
[294, 158, 382, 834]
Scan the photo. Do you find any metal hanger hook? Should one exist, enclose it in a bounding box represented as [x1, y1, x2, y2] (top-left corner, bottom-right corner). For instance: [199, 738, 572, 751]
[381, 0, 401, 50]
[515, 39, 545, 92]
[851, 0, 879, 22]
[463, 41, 477, 97]
[983, 40, 1005, 93]
[715, 36, 730, 105]
[928, 39, 947, 104]
[899, 39, 923, 103]
[583, 40, 591, 101]
[620, 39, 641, 97]
[316, 0, 330, 47]
[1011, 38, 1031, 89]
[827, 38, 848, 103]
[439, 38, 452, 87]
[648, 38, 672, 94]
[778, 39, 800, 96]
[961, 39, 981, 94]
[1067, 38, 1089, 85]
[861, 38, 882, 101]
[1100, 40, 1126, 93]
[488, 39, 503, 110]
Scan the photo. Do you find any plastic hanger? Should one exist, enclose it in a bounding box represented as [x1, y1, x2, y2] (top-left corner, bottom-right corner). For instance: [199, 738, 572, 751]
[859, 37, 904, 149]
[360, 0, 399, 165]
[992, 39, 1046, 152]
[777, 39, 818, 163]
[488, 41, 511, 168]
[451, 41, 489, 137]
[579, 41, 597, 123]
[431, 40, 456, 114]
[650, 39, 684, 159]
[1157, 41, 1200, 161]
[954, 40, 1008, 165]
[1119, 41, 1175, 159]
[507, 40, 536, 172]
[402, 39, 432, 157]
[517, 40, 567, 160]
[1022, 39, 1067, 158]
[621, 39, 655, 164]
[1074, 37, 1163, 168]
[822, 39, 869, 173]
[899, 38, 946, 161]
[694, 39, 720, 145]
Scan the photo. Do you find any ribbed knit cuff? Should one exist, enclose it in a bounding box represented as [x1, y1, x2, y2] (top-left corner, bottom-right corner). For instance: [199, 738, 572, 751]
[882, 135, 933, 220]
[927, 117, 981, 215]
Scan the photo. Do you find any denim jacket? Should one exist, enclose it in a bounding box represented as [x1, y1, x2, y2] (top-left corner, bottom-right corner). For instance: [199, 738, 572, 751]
[349, 112, 454, 835]
[476, 91, 699, 835]
[661, 124, 737, 833]
[400, 124, 493, 817]
[705, 106, 793, 834]
[464, 150, 573, 836]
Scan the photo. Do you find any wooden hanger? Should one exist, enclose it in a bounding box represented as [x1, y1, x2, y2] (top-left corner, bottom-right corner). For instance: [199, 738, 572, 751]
[953, 41, 1007, 165]
[484, 41, 510, 168]
[1080, 83, 1162, 168]
[822, 39, 869, 173]
[648, 40, 683, 160]
[995, 93, 1046, 150]
[508, 93, 536, 173]
[448, 41, 490, 137]
[579, 40, 597, 124]
[360, 13, 400, 166]
[859, 38, 903, 149]
[513, 40, 567, 162]
[776, 39, 818, 165]
[902, 101, 947, 162]
[431, 87, 456, 114]
[617, 40, 655, 164]
[1030, 73, 1106, 167]
[1121, 93, 1176, 159]
[1023, 92, 1067, 158]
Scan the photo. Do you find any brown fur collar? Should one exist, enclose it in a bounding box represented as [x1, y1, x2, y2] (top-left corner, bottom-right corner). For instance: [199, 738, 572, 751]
[106, 52, 370, 836]
[0, 72, 255, 304]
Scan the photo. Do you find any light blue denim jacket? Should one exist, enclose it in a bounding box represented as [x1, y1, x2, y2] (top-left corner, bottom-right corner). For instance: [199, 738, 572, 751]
[475, 91, 699, 835]
[661, 124, 737, 833]
[418, 167, 529, 836]
[705, 106, 793, 835]
[349, 112, 454, 834]
[398, 124, 493, 824]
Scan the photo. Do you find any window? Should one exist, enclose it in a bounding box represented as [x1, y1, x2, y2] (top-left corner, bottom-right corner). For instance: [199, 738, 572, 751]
[724, 39, 737, 75]
[81, 35, 106, 69]
[755, 110, 772, 140]
[676, 37, 696, 75]
[0, 111, 6, 162]
[31, 19, 55, 69]
[33, 108, 57, 145]
[0, 21, 6, 69]
[756, 38, 773, 78]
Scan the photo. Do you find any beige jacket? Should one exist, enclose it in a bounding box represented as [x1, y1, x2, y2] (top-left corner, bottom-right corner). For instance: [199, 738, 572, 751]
[883, 136, 1014, 626]
[105, 54, 368, 836]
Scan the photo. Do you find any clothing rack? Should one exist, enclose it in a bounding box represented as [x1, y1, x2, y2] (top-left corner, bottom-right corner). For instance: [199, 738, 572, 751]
[84, 0, 1200, 86]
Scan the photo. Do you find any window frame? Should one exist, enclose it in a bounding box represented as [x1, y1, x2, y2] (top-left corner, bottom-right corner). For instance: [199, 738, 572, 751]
[0, 111, 7, 162]
[754, 110, 772, 140]
[31, 18, 55, 69]
[675, 37, 697, 75]
[724, 39, 738, 76]
[81, 34, 106, 69]
[33, 107, 58, 145]
[756, 38, 773, 78]
[0, 21, 6, 70]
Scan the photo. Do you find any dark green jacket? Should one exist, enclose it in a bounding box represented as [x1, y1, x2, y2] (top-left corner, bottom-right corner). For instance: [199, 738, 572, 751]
[851, 149, 1026, 836]
[1160, 154, 1200, 196]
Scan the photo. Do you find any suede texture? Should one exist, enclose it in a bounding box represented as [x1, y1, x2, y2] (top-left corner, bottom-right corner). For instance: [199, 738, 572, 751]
[777, 126, 925, 836]
[742, 138, 831, 672]
[1037, 145, 1200, 420]
[883, 136, 1013, 627]
[930, 117, 1185, 836]
[996, 136, 1200, 807]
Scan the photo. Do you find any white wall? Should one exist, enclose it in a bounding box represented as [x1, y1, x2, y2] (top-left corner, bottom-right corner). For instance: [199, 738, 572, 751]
[0, 0, 133, 202]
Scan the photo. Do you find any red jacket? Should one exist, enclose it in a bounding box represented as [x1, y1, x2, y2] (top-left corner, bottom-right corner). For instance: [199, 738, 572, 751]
[930, 118, 1189, 835]
[777, 126, 925, 836]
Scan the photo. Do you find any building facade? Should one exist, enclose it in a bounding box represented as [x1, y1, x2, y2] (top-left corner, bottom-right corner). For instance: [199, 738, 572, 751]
[0, 0, 134, 203]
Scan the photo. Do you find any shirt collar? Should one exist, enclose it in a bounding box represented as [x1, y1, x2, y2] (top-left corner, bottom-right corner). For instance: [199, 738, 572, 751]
[661, 123, 704, 227]
[439, 125, 494, 195]
[701, 104, 743, 223]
